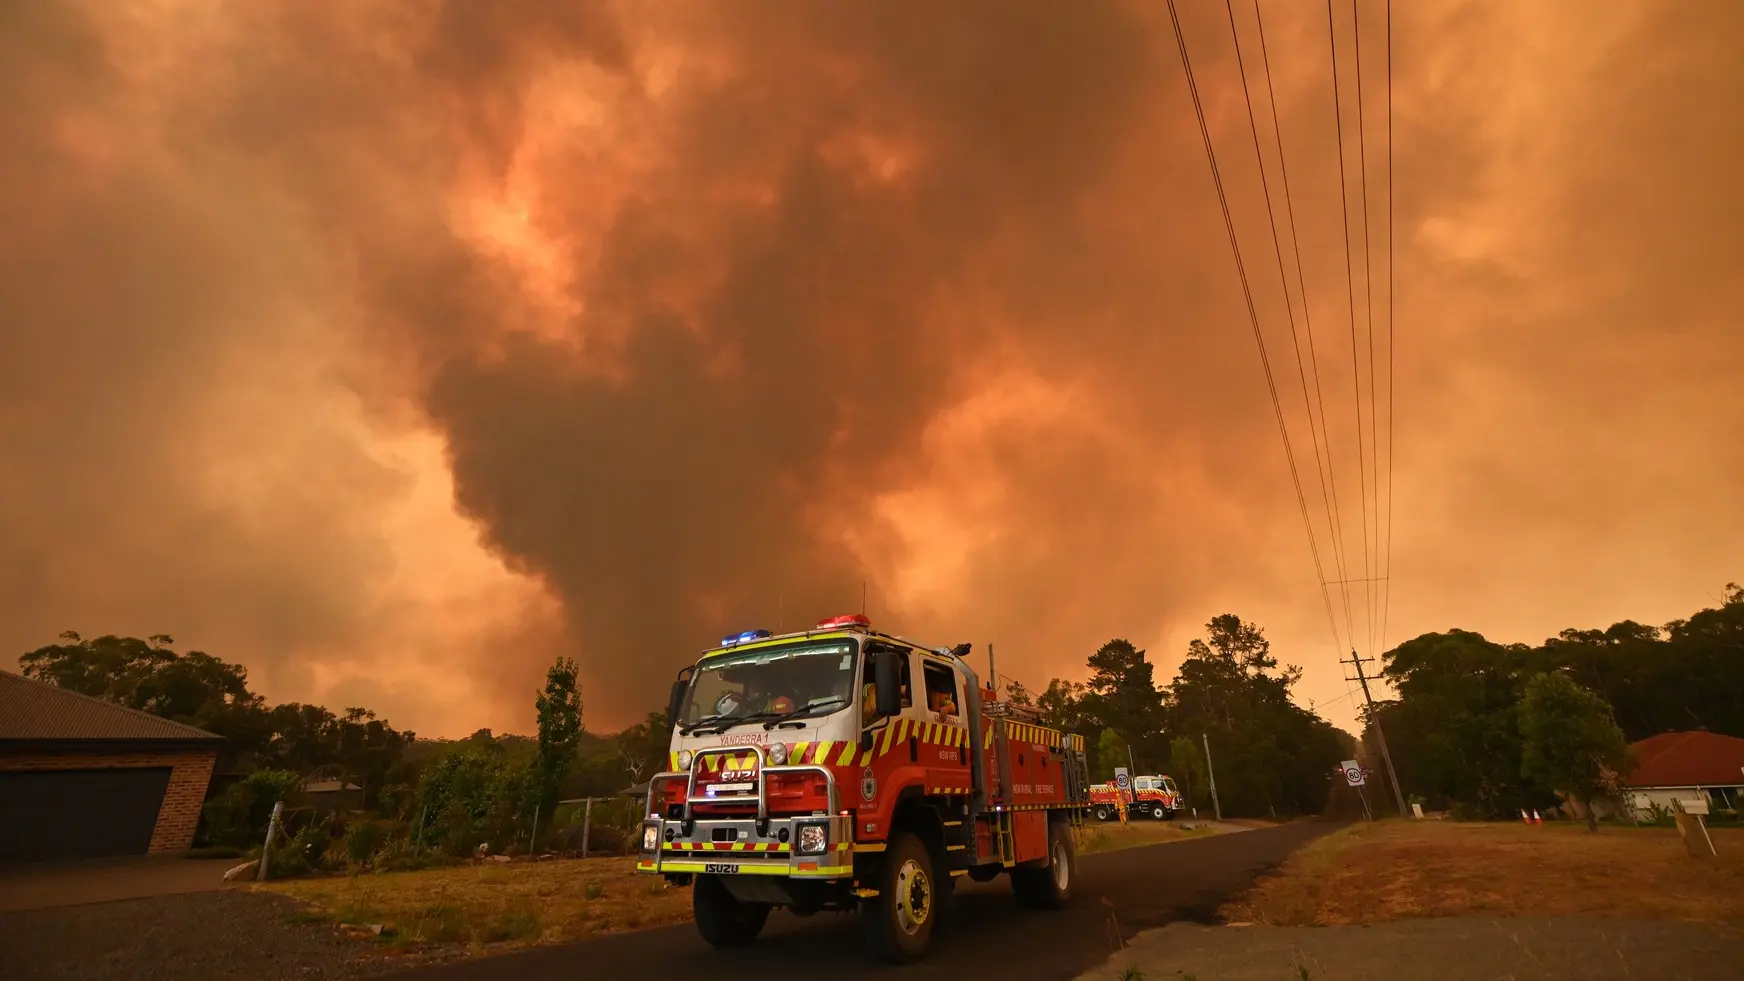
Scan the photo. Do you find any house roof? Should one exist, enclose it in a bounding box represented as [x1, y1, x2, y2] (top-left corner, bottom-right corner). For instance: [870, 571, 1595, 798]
[1625, 730, 1744, 789]
[302, 780, 362, 793]
[0, 670, 224, 743]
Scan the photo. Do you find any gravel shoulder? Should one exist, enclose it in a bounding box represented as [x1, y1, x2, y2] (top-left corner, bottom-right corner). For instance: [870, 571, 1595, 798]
[1073, 917, 1744, 981]
[0, 889, 455, 981]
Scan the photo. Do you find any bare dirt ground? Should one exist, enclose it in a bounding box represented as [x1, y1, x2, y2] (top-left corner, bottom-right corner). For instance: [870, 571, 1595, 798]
[1072, 819, 1744, 981]
[0, 889, 438, 981]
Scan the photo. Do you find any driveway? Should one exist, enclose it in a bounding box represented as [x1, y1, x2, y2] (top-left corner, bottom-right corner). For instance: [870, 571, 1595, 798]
[0, 854, 233, 913]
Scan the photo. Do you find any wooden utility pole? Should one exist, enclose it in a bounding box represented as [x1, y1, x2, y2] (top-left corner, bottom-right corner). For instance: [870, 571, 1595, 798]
[1343, 650, 1408, 818]
[1202, 733, 1222, 821]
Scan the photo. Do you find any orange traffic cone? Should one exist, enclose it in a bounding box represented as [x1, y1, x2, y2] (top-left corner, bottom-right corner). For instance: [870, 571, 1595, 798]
[1533, 810, 1543, 825]
[1520, 809, 1531, 825]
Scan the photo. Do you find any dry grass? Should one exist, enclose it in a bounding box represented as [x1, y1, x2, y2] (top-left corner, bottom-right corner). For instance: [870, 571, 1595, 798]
[1225, 819, 1744, 927]
[261, 856, 690, 951]
[262, 821, 1227, 955]
[1076, 819, 1218, 856]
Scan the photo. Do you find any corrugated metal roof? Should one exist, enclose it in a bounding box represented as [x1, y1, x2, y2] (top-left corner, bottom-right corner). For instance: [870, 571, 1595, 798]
[0, 671, 224, 742]
[1625, 730, 1744, 789]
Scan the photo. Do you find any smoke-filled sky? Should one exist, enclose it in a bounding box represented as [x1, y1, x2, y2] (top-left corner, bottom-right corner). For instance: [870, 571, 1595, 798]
[4, 0, 1740, 737]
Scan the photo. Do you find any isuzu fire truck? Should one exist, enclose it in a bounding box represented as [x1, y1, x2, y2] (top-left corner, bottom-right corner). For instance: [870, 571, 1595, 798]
[637, 613, 1091, 962]
[1088, 774, 1182, 821]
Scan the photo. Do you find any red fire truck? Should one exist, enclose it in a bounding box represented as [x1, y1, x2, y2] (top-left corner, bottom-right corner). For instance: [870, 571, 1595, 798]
[1088, 774, 1182, 821]
[638, 614, 1091, 962]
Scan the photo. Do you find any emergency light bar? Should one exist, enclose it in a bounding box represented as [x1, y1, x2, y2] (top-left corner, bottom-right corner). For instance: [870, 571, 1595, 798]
[815, 613, 871, 630]
[720, 628, 773, 647]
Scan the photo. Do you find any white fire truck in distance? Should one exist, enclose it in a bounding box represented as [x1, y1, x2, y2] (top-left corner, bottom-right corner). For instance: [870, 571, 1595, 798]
[638, 614, 1092, 962]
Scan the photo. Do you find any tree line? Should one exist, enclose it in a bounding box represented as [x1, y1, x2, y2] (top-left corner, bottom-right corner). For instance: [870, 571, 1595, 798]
[17, 632, 670, 860]
[1365, 582, 1744, 822]
[1018, 614, 1352, 819]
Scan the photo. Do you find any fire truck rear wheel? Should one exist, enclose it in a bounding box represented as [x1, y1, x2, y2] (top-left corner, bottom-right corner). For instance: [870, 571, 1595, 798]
[862, 832, 936, 963]
[1094, 805, 1111, 822]
[1011, 820, 1075, 910]
[692, 875, 770, 948]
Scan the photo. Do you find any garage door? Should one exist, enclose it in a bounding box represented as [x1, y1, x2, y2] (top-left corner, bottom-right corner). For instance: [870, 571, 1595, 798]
[0, 768, 172, 863]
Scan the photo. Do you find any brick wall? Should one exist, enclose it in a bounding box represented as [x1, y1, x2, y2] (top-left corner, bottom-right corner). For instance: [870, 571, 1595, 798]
[0, 747, 220, 854]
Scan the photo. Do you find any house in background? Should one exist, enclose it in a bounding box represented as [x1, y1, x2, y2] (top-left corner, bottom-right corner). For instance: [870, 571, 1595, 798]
[296, 777, 364, 812]
[1619, 730, 1744, 819]
[0, 671, 223, 862]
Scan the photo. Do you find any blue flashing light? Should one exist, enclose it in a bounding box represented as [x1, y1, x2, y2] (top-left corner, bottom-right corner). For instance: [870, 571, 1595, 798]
[720, 628, 774, 648]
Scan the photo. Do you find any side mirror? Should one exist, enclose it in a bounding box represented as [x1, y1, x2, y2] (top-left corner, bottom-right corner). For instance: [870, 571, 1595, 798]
[873, 650, 903, 718]
[666, 667, 693, 732]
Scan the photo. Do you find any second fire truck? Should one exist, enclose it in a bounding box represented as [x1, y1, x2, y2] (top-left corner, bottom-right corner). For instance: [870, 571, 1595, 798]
[638, 613, 1091, 962]
[1088, 774, 1183, 821]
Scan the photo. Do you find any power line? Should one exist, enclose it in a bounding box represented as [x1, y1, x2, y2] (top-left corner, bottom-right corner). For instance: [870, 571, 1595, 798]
[1227, 0, 1346, 656]
[1247, 0, 1361, 650]
[1379, 0, 1398, 659]
[1350, 0, 1383, 664]
[1164, 0, 1344, 655]
[1325, 0, 1377, 663]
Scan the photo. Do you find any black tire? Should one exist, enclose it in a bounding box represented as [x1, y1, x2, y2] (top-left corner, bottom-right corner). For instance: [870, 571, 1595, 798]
[693, 875, 770, 947]
[1011, 820, 1075, 909]
[862, 832, 937, 963]
[1094, 805, 1111, 822]
[1150, 803, 1166, 820]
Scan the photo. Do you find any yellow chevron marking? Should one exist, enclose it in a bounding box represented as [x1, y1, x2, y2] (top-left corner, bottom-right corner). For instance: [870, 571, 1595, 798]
[859, 748, 873, 766]
[813, 740, 832, 765]
[837, 742, 856, 766]
[793, 741, 811, 764]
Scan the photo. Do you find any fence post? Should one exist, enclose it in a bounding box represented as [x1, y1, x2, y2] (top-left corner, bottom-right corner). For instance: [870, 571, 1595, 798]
[413, 805, 427, 853]
[581, 798, 593, 857]
[257, 801, 284, 882]
[530, 801, 542, 856]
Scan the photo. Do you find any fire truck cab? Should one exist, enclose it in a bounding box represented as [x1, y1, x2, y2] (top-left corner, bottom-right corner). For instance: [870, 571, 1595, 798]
[638, 614, 1091, 962]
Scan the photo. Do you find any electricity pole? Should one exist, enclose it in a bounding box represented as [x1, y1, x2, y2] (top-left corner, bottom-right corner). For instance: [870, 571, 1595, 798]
[1343, 650, 1408, 818]
[1201, 733, 1222, 821]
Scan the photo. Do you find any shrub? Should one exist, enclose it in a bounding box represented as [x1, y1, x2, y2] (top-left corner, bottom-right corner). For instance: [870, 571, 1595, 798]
[414, 748, 534, 857]
[346, 820, 391, 869]
[199, 770, 301, 848]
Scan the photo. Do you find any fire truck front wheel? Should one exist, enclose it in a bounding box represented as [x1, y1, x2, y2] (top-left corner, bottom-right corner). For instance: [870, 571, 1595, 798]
[692, 875, 771, 948]
[1011, 820, 1075, 910]
[1093, 805, 1111, 821]
[1149, 803, 1167, 820]
[862, 832, 936, 963]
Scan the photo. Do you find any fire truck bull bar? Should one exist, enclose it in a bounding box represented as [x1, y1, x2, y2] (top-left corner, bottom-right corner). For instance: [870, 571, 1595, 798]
[639, 745, 852, 880]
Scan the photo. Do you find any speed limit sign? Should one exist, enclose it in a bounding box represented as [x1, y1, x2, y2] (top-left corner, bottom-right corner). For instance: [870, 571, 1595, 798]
[1341, 760, 1365, 786]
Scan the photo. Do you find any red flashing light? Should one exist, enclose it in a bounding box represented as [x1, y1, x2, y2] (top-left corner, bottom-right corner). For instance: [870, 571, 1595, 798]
[816, 613, 871, 630]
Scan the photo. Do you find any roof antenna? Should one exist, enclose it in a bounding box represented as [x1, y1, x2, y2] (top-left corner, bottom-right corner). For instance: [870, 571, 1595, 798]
[861, 579, 866, 616]
[778, 591, 784, 633]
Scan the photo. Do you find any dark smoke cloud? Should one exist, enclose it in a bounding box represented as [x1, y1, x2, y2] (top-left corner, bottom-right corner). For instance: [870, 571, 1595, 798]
[3, 0, 1740, 735]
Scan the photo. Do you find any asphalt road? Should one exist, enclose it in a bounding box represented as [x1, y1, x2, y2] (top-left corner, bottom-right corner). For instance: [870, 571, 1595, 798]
[390, 820, 1338, 981]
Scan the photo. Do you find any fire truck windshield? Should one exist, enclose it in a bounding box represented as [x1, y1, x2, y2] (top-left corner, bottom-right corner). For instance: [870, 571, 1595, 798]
[677, 640, 859, 732]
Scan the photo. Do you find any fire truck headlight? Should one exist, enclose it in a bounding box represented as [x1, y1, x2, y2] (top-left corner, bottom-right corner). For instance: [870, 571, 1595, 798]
[767, 742, 788, 765]
[676, 750, 693, 771]
[641, 823, 660, 853]
[796, 822, 828, 855]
